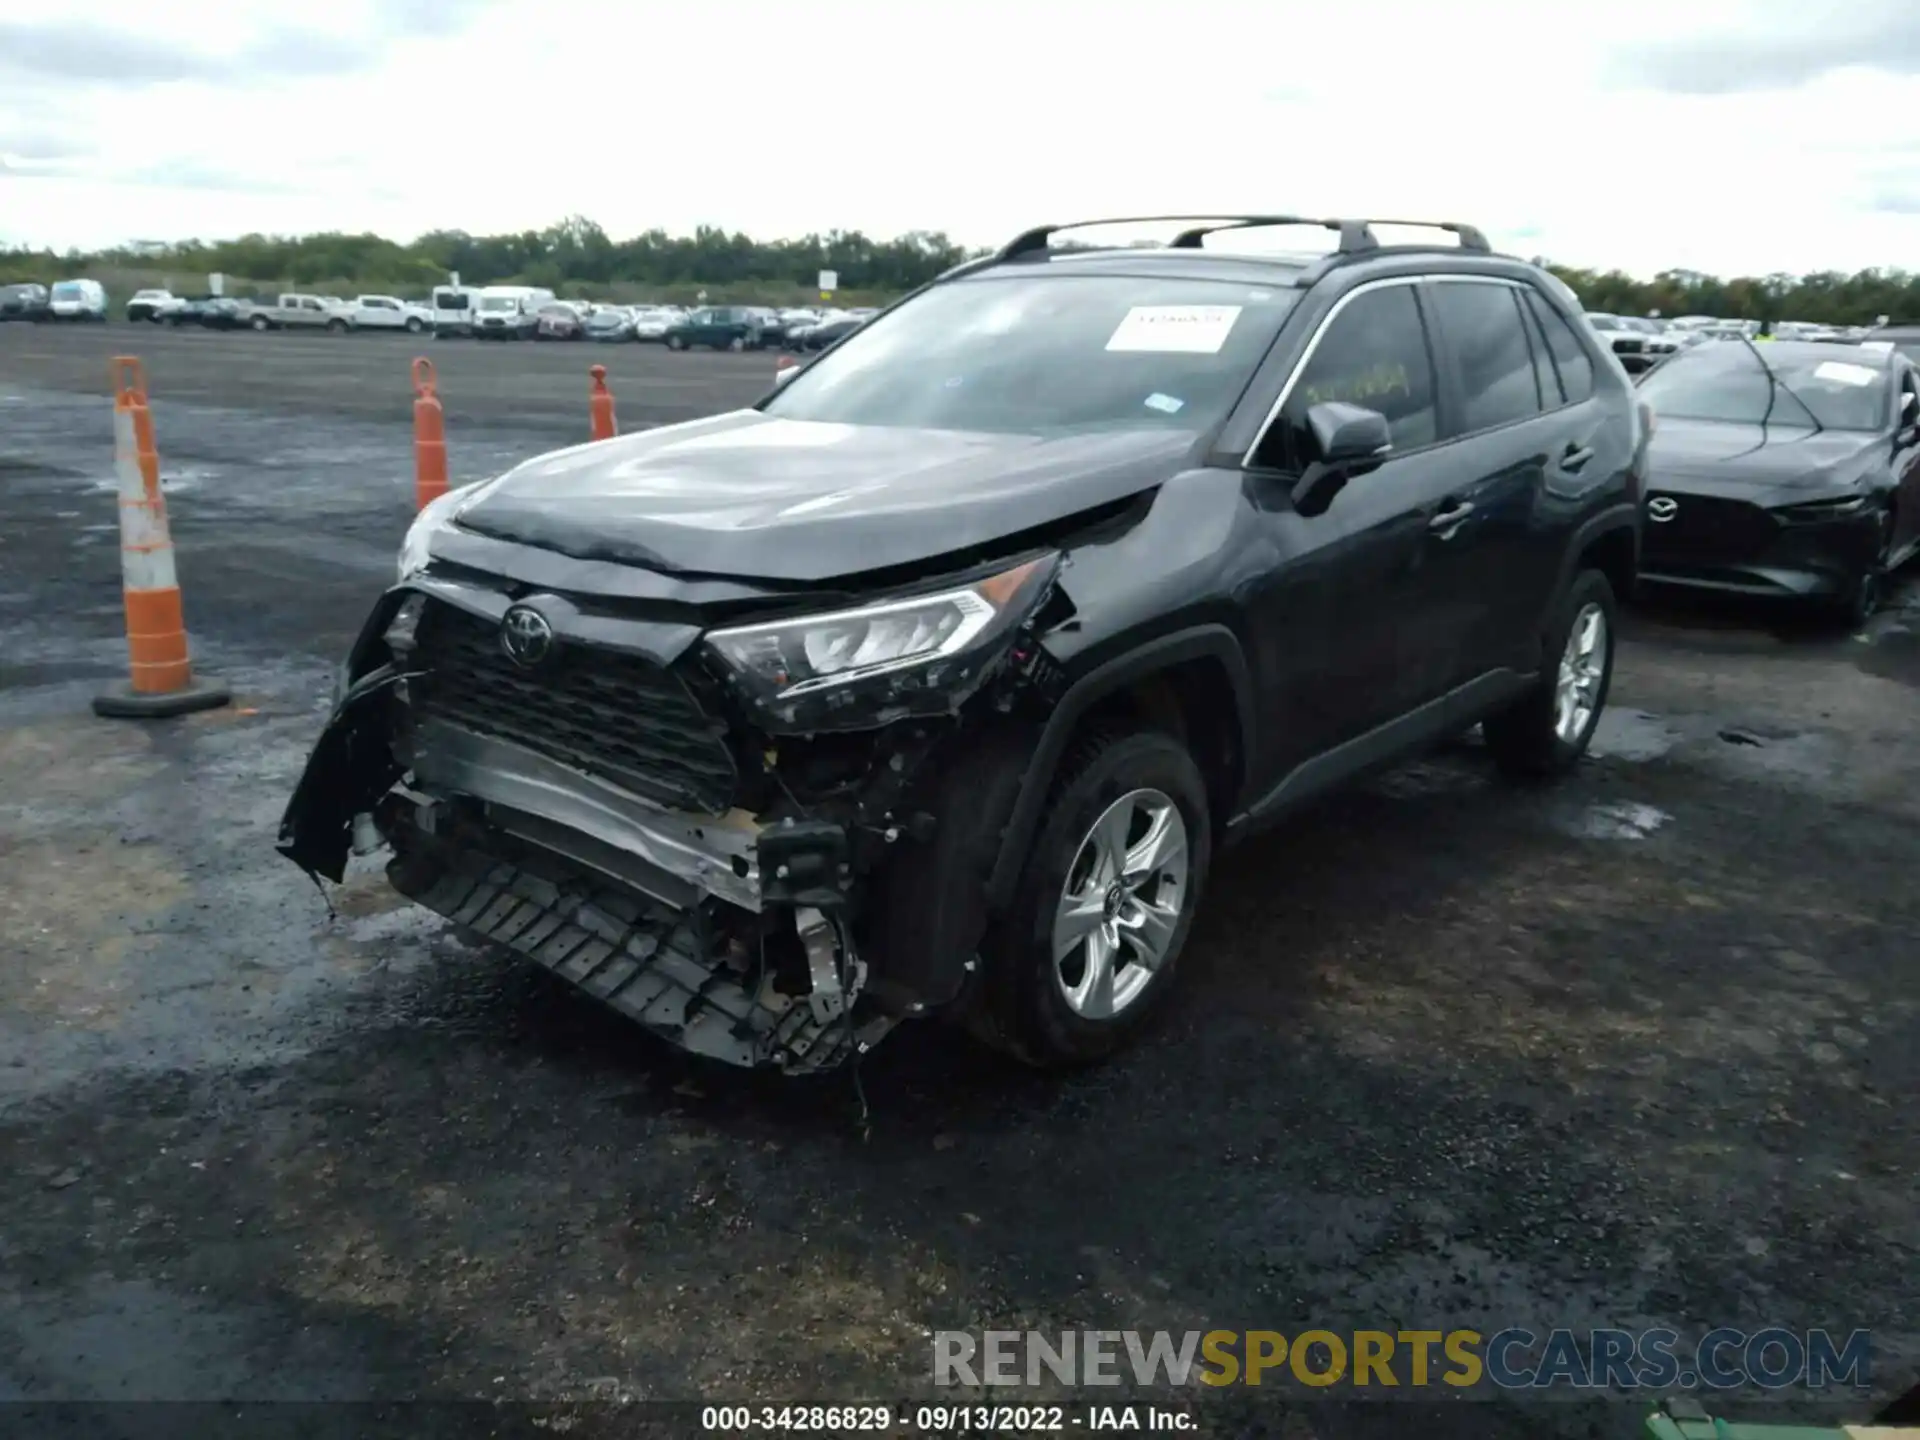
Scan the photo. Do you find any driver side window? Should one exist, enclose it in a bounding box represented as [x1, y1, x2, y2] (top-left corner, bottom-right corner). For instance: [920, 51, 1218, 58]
[1261, 284, 1439, 472]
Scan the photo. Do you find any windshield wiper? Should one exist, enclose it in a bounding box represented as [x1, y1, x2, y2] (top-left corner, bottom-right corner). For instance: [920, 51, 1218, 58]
[1737, 334, 1825, 434]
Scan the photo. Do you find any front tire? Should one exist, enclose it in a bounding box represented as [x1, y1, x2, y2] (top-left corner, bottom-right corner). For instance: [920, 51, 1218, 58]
[1828, 508, 1892, 629]
[975, 729, 1211, 1068]
[250, 314, 271, 331]
[1484, 568, 1616, 778]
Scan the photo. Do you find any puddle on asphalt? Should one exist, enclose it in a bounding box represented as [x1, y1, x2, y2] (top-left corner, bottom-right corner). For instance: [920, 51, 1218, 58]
[1557, 801, 1672, 841]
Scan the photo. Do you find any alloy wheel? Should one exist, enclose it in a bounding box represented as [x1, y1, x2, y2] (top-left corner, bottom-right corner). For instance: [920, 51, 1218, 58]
[1554, 602, 1607, 745]
[1051, 788, 1189, 1021]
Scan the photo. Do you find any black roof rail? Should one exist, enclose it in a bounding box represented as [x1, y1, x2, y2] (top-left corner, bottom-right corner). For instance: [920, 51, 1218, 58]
[992, 215, 1335, 263]
[1289, 221, 1496, 288]
[991, 214, 1491, 269]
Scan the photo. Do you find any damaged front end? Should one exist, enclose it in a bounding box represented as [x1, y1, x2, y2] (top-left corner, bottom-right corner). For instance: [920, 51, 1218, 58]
[278, 550, 1067, 1073]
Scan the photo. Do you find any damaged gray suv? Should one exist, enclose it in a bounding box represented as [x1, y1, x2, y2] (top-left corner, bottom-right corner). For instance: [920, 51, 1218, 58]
[281, 214, 1644, 1073]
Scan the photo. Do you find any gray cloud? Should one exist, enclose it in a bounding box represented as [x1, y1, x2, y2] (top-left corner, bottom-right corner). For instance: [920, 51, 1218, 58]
[0, 126, 92, 163]
[0, 1, 495, 89]
[1602, 0, 1920, 93]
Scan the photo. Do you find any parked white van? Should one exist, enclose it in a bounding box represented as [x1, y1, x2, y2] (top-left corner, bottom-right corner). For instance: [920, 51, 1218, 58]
[431, 283, 477, 338]
[471, 285, 556, 341]
[48, 278, 108, 321]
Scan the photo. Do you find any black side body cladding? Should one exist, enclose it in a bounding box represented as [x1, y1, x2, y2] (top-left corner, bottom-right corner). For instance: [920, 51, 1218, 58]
[982, 626, 1255, 911]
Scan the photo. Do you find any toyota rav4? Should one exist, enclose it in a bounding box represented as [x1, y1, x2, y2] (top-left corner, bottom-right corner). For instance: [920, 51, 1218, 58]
[280, 214, 1645, 1073]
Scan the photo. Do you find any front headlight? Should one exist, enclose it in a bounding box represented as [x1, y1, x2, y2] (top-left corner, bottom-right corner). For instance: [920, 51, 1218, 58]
[703, 554, 1060, 732]
[396, 484, 472, 582]
[1775, 492, 1871, 523]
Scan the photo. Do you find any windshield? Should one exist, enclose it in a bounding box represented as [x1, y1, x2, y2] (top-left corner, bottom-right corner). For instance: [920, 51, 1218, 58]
[435, 292, 470, 309]
[478, 296, 517, 312]
[764, 273, 1299, 434]
[1638, 344, 1889, 431]
[51, 282, 84, 299]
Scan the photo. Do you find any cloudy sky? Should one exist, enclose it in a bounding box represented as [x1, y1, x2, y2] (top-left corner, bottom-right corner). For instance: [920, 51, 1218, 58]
[1, 0, 1915, 278]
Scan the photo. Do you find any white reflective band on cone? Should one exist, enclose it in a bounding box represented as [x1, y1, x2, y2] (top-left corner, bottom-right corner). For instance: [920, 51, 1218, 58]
[112, 406, 178, 591]
[122, 548, 179, 590]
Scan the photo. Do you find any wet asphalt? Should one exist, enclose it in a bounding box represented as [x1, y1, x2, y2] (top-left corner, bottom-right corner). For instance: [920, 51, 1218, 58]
[0, 323, 1916, 1439]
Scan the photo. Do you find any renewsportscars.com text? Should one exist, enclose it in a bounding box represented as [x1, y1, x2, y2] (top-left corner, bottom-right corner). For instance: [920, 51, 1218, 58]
[933, 1328, 1873, 1390]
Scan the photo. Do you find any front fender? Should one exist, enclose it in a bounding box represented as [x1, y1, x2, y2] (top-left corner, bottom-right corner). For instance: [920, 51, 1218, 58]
[982, 625, 1254, 911]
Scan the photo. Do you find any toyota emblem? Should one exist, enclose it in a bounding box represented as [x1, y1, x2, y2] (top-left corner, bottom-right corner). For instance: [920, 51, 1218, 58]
[499, 604, 554, 668]
[1647, 497, 1678, 523]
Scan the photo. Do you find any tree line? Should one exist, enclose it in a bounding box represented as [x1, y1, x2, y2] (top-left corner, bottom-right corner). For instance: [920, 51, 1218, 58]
[3, 217, 1916, 323]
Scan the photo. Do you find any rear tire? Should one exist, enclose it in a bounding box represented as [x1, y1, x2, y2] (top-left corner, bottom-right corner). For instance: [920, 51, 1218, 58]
[973, 728, 1211, 1069]
[326, 319, 346, 334]
[250, 314, 270, 331]
[405, 317, 423, 334]
[1484, 568, 1616, 778]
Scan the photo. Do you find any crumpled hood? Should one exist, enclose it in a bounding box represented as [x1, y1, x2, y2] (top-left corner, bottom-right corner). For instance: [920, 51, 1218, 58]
[1647, 418, 1880, 492]
[451, 410, 1194, 582]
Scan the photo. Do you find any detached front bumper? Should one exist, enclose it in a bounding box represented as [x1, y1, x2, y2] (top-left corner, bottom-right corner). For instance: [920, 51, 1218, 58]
[278, 583, 1039, 1071]
[383, 795, 888, 1071]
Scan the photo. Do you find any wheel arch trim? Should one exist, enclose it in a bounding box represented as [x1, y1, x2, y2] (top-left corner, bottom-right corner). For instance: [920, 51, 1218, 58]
[984, 625, 1254, 910]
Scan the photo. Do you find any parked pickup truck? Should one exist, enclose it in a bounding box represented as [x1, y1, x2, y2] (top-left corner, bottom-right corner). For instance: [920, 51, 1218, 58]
[345, 295, 433, 333]
[244, 294, 352, 332]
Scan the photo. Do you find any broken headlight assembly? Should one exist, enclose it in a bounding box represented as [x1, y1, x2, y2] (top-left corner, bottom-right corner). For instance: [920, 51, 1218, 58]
[703, 553, 1059, 732]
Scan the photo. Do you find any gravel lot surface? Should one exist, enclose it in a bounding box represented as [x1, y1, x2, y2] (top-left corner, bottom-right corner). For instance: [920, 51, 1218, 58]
[2, 323, 1915, 1439]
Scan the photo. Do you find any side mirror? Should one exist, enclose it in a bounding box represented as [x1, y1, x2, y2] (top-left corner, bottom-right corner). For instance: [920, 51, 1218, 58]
[1291, 402, 1391, 514]
[1309, 401, 1393, 465]
[1902, 390, 1918, 421]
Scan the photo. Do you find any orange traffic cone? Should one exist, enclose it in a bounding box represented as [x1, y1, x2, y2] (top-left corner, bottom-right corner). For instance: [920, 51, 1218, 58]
[413, 357, 448, 511]
[588, 364, 617, 441]
[92, 357, 231, 719]
[774, 352, 798, 386]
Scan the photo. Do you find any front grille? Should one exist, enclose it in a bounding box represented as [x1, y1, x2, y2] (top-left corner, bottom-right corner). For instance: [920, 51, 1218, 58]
[1644, 491, 1779, 562]
[407, 601, 739, 814]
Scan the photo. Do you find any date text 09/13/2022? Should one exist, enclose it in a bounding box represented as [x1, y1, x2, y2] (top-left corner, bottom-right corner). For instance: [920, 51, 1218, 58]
[701, 1405, 1194, 1431]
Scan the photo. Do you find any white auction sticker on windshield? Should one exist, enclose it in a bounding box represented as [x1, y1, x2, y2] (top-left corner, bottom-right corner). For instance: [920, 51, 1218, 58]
[1106, 305, 1242, 354]
[1812, 361, 1879, 387]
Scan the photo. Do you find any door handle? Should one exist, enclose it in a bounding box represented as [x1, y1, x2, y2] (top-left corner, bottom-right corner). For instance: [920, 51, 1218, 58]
[1561, 443, 1595, 472]
[1428, 500, 1474, 538]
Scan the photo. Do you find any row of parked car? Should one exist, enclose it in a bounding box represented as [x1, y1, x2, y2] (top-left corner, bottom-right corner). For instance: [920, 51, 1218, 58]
[0, 278, 879, 354]
[1581, 312, 1885, 373]
[428, 285, 879, 352]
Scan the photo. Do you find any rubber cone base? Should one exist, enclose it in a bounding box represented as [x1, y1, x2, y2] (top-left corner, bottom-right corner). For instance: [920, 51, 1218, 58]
[93, 676, 232, 719]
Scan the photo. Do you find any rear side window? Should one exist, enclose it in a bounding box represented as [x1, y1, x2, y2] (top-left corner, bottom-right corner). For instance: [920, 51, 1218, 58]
[1429, 281, 1542, 432]
[1273, 283, 1439, 460]
[1518, 292, 1565, 406]
[1524, 291, 1595, 403]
